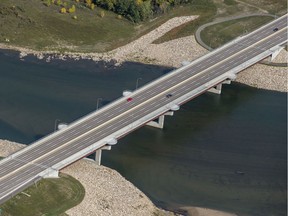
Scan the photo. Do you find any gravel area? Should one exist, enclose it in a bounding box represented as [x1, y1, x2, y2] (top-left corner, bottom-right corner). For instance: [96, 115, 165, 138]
[236, 61, 287, 92]
[236, 49, 287, 92]
[129, 35, 208, 67]
[62, 160, 174, 216]
[180, 206, 237, 216]
[0, 140, 25, 157]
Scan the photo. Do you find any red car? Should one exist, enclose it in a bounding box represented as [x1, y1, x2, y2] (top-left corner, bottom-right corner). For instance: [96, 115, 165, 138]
[127, 97, 133, 102]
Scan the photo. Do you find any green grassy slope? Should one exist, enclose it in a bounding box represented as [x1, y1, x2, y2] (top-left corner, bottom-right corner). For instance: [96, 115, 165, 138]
[201, 16, 275, 49]
[0, 173, 85, 216]
[0, 0, 136, 52]
[0, 0, 286, 52]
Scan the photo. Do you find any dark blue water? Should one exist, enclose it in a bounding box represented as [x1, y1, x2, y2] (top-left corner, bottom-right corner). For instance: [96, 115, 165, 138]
[0, 50, 172, 143]
[0, 50, 286, 215]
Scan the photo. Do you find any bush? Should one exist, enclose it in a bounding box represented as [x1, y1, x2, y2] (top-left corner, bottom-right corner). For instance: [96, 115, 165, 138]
[60, 7, 67, 13]
[44, 0, 52, 6]
[100, 10, 105, 17]
[56, 0, 62, 6]
[68, 5, 76, 13]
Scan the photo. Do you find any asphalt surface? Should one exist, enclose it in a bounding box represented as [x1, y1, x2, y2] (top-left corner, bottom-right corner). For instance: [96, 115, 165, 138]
[0, 14, 287, 204]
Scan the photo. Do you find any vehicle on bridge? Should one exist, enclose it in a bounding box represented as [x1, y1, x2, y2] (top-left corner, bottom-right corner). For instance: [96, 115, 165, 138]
[127, 97, 133, 102]
[166, 94, 173, 98]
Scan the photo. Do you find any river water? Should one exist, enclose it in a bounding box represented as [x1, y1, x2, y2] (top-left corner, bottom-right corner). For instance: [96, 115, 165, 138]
[0, 50, 286, 215]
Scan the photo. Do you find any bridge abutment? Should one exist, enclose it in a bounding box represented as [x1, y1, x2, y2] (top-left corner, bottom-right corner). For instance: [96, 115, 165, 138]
[269, 45, 284, 61]
[42, 168, 59, 178]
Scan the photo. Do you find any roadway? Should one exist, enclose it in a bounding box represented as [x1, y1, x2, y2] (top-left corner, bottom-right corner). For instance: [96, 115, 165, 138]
[0, 14, 287, 204]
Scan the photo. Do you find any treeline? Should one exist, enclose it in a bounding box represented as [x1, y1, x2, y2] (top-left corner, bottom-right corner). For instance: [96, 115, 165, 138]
[94, 0, 198, 23]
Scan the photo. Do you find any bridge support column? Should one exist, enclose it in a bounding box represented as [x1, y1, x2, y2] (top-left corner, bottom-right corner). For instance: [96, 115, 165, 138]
[208, 83, 222, 94]
[94, 145, 111, 165]
[146, 111, 174, 129]
[208, 75, 235, 95]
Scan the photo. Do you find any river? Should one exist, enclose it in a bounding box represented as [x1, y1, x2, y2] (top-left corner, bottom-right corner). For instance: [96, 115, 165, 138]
[0, 50, 286, 215]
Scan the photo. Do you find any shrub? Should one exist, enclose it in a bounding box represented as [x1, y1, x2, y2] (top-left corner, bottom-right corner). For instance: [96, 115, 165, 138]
[60, 7, 67, 13]
[44, 0, 52, 6]
[56, 0, 62, 6]
[68, 5, 76, 13]
[100, 10, 105, 18]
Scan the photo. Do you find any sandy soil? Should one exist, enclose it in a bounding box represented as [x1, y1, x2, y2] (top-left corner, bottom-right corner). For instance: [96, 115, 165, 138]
[180, 206, 237, 216]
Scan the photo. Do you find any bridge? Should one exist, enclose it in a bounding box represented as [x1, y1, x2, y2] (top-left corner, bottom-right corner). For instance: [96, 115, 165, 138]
[0, 14, 287, 205]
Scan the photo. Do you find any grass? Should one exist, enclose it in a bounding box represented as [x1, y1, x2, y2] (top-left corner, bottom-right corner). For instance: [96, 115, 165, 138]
[201, 16, 275, 49]
[152, 3, 217, 44]
[0, 0, 216, 52]
[0, 0, 136, 52]
[151, 0, 283, 45]
[223, 0, 237, 6]
[0, 173, 85, 216]
[239, 0, 287, 15]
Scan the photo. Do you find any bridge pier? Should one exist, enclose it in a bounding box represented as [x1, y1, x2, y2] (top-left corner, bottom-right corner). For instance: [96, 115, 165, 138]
[94, 145, 111, 165]
[208, 83, 223, 94]
[146, 111, 174, 129]
[208, 76, 235, 95]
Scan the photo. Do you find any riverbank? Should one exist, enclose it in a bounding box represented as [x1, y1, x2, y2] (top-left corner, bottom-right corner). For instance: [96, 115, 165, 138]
[0, 139, 238, 216]
[0, 140, 173, 216]
[0, 15, 287, 92]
